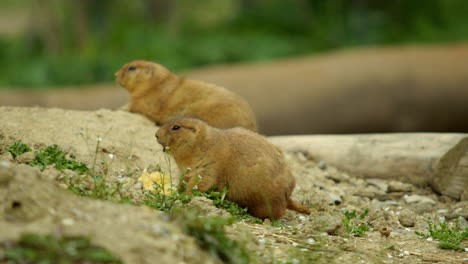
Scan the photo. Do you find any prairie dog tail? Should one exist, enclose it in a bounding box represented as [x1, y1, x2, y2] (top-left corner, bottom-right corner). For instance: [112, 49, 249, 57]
[287, 199, 311, 215]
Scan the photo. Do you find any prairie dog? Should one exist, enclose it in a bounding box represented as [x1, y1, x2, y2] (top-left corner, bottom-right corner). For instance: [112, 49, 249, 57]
[115, 60, 258, 131]
[155, 118, 310, 220]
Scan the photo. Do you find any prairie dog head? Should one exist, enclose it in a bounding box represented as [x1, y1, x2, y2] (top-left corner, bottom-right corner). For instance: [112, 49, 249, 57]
[155, 118, 207, 154]
[115, 60, 172, 93]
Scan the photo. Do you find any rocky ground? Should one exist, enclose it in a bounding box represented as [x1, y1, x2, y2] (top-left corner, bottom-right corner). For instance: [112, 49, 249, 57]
[0, 106, 466, 264]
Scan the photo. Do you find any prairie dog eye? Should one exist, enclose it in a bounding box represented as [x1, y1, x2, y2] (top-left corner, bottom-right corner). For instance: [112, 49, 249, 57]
[172, 125, 180, 131]
[128, 66, 136, 71]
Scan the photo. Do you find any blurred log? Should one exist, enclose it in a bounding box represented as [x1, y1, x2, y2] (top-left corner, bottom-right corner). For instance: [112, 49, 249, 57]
[184, 43, 468, 135]
[270, 133, 468, 200]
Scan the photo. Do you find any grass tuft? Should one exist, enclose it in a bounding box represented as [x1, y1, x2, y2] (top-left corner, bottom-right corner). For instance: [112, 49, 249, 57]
[175, 211, 251, 264]
[29, 144, 89, 174]
[415, 218, 467, 250]
[342, 208, 370, 237]
[6, 141, 31, 159]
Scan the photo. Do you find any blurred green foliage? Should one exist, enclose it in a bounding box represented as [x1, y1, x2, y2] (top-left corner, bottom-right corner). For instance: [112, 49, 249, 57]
[1, 0, 468, 88]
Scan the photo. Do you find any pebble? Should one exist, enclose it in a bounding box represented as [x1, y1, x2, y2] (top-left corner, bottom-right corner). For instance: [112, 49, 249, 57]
[398, 208, 416, 227]
[387, 181, 413, 192]
[326, 193, 342, 205]
[317, 161, 327, 170]
[403, 195, 436, 205]
[367, 179, 388, 192]
[308, 214, 342, 234]
[457, 216, 467, 229]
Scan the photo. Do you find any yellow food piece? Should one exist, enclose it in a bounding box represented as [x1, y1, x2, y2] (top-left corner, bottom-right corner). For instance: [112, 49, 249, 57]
[137, 169, 172, 194]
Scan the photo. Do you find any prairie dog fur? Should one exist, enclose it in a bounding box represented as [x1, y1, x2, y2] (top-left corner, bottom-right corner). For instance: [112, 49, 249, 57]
[155, 118, 310, 220]
[115, 60, 257, 131]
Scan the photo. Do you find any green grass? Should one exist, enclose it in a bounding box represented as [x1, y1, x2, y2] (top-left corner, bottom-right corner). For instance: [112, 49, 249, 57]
[415, 219, 468, 250]
[1, 233, 122, 264]
[6, 141, 89, 174]
[30, 144, 89, 174]
[6, 141, 31, 159]
[342, 208, 370, 237]
[176, 211, 252, 264]
[144, 185, 262, 223]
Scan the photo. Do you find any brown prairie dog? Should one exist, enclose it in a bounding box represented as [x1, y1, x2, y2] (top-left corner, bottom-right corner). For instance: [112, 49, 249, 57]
[115, 60, 258, 131]
[155, 118, 310, 220]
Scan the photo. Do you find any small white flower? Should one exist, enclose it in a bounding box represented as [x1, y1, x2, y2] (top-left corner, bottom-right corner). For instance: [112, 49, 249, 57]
[292, 242, 298, 247]
[193, 185, 199, 190]
[387, 254, 393, 259]
[97, 137, 102, 142]
[403, 251, 409, 255]
[108, 153, 115, 159]
[426, 237, 433, 242]
[307, 238, 315, 244]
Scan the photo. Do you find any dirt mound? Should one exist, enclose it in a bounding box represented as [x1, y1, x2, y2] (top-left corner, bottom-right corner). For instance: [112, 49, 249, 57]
[0, 163, 217, 264]
[0, 106, 175, 175]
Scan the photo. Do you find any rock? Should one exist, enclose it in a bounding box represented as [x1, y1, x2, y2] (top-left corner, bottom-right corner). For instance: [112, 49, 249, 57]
[186, 196, 230, 218]
[457, 216, 467, 229]
[367, 179, 388, 192]
[326, 193, 342, 205]
[0, 152, 14, 163]
[398, 209, 417, 227]
[15, 152, 35, 164]
[42, 167, 62, 181]
[387, 181, 413, 193]
[306, 214, 342, 235]
[317, 161, 327, 170]
[404, 194, 436, 213]
[370, 199, 398, 209]
[403, 195, 436, 205]
[353, 185, 386, 199]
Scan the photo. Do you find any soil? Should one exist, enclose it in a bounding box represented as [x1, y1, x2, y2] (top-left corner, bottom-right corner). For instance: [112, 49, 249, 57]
[0, 106, 467, 264]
